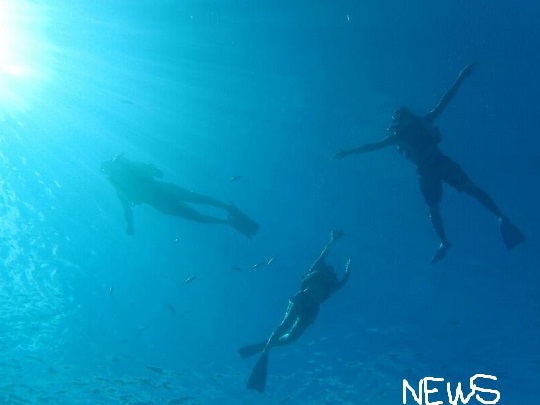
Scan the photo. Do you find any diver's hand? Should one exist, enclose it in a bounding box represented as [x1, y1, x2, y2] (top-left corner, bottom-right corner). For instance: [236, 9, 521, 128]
[331, 230, 344, 242]
[331, 150, 350, 160]
[343, 258, 351, 282]
[459, 63, 476, 78]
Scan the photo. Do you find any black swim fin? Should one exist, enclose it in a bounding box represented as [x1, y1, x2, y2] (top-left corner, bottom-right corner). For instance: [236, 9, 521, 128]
[227, 205, 259, 238]
[499, 217, 525, 250]
[238, 342, 266, 359]
[431, 243, 451, 264]
[247, 350, 269, 393]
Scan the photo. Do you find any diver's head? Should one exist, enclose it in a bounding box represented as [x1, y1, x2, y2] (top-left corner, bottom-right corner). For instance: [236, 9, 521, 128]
[392, 107, 413, 122]
[323, 263, 335, 273]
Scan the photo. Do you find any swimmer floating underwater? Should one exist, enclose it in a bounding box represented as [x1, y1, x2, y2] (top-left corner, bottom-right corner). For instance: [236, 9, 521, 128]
[238, 230, 350, 393]
[101, 154, 259, 237]
[333, 64, 525, 263]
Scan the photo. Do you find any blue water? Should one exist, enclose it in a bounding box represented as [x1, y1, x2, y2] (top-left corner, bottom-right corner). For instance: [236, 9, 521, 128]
[1, 1, 538, 404]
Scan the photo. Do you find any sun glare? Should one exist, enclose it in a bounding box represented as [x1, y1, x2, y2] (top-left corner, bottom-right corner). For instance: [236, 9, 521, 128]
[0, 0, 48, 114]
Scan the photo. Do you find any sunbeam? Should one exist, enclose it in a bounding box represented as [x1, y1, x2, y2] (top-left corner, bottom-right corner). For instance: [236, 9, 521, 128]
[0, 0, 49, 115]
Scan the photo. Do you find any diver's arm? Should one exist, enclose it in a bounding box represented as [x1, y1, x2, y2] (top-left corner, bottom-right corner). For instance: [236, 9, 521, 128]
[310, 230, 344, 272]
[118, 192, 134, 235]
[332, 136, 396, 160]
[426, 63, 476, 123]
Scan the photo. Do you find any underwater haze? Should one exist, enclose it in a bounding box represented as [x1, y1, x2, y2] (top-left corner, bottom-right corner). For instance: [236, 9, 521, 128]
[1, 0, 538, 404]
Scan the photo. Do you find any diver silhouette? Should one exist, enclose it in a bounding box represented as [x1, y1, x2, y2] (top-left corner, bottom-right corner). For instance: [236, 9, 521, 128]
[101, 154, 259, 238]
[238, 230, 350, 393]
[333, 64, 525, 263]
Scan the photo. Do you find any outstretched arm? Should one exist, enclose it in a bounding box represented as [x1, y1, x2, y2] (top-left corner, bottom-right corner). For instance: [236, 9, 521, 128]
[426, 63, 476, 123]
[332, 136, 396, 160]
[309, 230, 344, 272]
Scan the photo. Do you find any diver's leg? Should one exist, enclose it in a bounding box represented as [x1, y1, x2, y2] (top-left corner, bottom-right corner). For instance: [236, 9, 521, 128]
[264, 301, 299, 350]
[273, 317, 312, 347]
[271, 301, 318, 347]
[238, 341, 268, 358]
[460, 181, 503, 218]
[238, 301, 297, 358]
[443, 156, 524, 245]
[158, 185, 258, 236]
[441, 156, 524, 249]
[168, 184, 231, 209]
[438, 154, 504, 218]
[420, 171, 451, 263]
[158, 202, 227, 224]
[428, 203, 451, 247]
[428, 203, 452, 264]
[460, 181, 525, 249]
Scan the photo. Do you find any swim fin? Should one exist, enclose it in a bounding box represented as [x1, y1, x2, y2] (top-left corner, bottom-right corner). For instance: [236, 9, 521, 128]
[431, 243, 451, 264]
[499, 217, 525, 250]
[227, 205, 259, 238]
[238, 342, 266, 359]
[247, 350, 269, 393]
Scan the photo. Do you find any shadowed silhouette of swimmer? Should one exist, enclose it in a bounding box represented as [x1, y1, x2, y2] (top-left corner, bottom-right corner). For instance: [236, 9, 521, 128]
[333, 64, 525, 263]
[238, 230, 350, 393]
[101, 154, 259, 237]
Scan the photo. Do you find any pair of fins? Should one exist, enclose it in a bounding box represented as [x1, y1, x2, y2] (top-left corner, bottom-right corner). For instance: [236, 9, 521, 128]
[432, 217, 525, 264]
[238, 342, 269, 393]
[499, 216, 525, 250]
[227, 205, 259, 238]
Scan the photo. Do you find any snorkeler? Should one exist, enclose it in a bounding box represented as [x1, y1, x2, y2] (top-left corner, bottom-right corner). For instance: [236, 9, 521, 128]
[238, 230, 350, 393]
[333, 64, 525, 263]
[101, 154, 259, 238]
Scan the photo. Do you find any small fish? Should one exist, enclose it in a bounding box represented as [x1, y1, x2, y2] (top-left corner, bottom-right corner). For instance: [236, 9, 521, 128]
[146, 365, 164, 375]
[167, 304, 176, 316]
[230, 266, 242, 271]
[183, 275, 197, 284]
[172, 238, 180, 244]
[108, 286, 114, 296]
[229, 176, 242, 181]
[267, 256, 277, 266]
[253, 262, 266, 269]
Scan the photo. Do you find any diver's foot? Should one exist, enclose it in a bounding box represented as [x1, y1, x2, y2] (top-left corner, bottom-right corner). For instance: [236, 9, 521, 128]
[431, 243, 451, 264]
[331, 230, 345, 241]
[226, 206, 259, 238]
[499, 216, 525, 250]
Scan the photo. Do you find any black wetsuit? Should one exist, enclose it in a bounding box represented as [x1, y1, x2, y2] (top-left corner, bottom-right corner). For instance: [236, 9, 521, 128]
[291, 266, 341, 325]
[391, 114, 470, 206]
